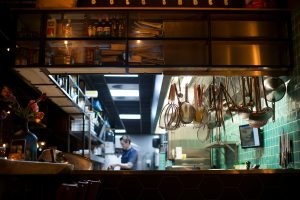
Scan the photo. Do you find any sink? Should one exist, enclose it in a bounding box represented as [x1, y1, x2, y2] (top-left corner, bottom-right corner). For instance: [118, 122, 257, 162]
[0, 158, 74, 174]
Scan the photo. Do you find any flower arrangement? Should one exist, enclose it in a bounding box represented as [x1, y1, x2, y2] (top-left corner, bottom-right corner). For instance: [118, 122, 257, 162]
[0, 86, 47, 122]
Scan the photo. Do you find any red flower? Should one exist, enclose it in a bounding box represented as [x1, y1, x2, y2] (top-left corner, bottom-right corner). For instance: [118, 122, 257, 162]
[35, 112, 45, 120]
[28, 100, 39, 113]
[1, 85, 47, 122]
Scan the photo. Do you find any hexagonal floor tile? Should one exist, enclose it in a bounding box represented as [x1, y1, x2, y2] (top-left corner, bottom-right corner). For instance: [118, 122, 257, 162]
[138, 175, 162, 189]
[118, 176, 143, 200]
[179, 189, 204, 200]
[158, 176, 183, 200]
[139, 189, 163, 200]
[179, 174, 203, 189]
[198, 175, 223, 199]
[239, 175, 263, 199]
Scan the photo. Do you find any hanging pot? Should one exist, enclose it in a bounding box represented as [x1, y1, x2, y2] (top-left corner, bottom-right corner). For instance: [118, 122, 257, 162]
[249, 77, 269, 127]
[263, 77, 286, 121]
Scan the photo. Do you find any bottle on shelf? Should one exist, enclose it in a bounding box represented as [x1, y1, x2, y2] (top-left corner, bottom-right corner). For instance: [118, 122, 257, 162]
[83, 14, 90, 37]
[64, 19, 72, 38]
[104, 16, 112, 37]
[111, 15, 118, 37]
[117, 14, 125, 37]
[46, 17, 57, 37]
[57, 15, 64, 37]
[94, 46, 102, 65]
[96, 17, 104, 37]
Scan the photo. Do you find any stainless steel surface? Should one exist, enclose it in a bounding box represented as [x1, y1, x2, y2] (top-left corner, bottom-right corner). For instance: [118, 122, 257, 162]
[0, 159, 74, 174]
[163, 20, 208, 38]
[212, 42, 290, 66]
[211, 20, 287, 38]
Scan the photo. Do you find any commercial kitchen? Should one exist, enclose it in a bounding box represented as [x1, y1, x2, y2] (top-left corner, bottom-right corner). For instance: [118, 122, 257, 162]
[0, 0, 300, 199]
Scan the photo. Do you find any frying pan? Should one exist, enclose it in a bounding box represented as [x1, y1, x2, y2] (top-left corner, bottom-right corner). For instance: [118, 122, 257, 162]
[263, 77, 286, 121]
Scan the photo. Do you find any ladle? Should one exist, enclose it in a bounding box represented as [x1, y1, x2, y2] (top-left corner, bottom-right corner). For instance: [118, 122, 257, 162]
[238, 76, 251, 119]
[180, 84, 196, 124]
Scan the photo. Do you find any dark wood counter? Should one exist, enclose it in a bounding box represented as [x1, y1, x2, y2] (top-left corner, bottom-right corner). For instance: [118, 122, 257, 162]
[1, 169, 299, 200]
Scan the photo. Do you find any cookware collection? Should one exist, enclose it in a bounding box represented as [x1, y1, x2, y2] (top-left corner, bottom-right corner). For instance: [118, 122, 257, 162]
[159, 76, 286, 136]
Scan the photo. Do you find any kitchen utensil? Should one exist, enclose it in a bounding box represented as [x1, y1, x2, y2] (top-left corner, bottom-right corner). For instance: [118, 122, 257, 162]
[238, 76, 251, 119]
[180, 84, 196, 124]
[246, 77, 254, 108]
[194, 84, 205, 124]
[138, 21, 162, 29]
[165, 84, 180, 130]
[263, 77, 286, 121]
[261, 76, 273, 121]
[177, 78, 183, 98]
[249, 77, 269, 128]
[159, 84, 180, 130]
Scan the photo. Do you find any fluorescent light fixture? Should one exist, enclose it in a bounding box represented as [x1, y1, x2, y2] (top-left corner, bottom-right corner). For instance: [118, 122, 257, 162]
[85, 90, 98, 98]
[104, 74, 138, 77]
[119, 114, 141, 119]
[110, 90, 139, 97]
[115, 129, 126, 133]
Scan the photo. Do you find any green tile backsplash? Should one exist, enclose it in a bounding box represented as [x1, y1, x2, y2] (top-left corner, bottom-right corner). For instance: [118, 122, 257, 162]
[212, 8, 300, 169]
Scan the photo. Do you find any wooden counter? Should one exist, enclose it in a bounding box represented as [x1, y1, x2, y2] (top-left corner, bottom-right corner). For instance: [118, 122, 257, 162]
[1, 169, 299, 200]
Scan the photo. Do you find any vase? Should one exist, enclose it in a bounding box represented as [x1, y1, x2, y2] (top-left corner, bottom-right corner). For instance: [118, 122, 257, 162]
[10, 119, 38, 161]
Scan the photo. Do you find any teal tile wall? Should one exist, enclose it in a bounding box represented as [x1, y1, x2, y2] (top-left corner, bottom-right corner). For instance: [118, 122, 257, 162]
[212, 8, 300, 169]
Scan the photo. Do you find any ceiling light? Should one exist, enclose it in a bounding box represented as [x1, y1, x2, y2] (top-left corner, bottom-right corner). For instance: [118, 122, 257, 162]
[119, 114, 141, 119]
[104, 74, 138, 77]
[115, 129, 126, 133]
[85, 90, 98, 98]
[110, 90, 139, 97]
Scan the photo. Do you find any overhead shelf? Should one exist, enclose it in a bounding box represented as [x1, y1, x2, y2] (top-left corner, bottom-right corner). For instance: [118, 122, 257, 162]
[204, 141, 238, 153]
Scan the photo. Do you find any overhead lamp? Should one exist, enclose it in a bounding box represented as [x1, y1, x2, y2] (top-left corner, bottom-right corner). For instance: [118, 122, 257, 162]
[110, 89, 139, 97]
[119, 114, 141, 119]
[104, 74, 138, 77]
[114, 129, 126, 133]
[85, 90, 98, 98]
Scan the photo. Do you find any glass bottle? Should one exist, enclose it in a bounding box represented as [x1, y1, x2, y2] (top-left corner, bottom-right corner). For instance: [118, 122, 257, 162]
[64, 19, 72, 38]
[94, 46, 102, 65]
[118, 14, 125, 37]
[96, 18, 103, 37]
[104, 16, 112, 37]
[111, 15, 117, 37]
